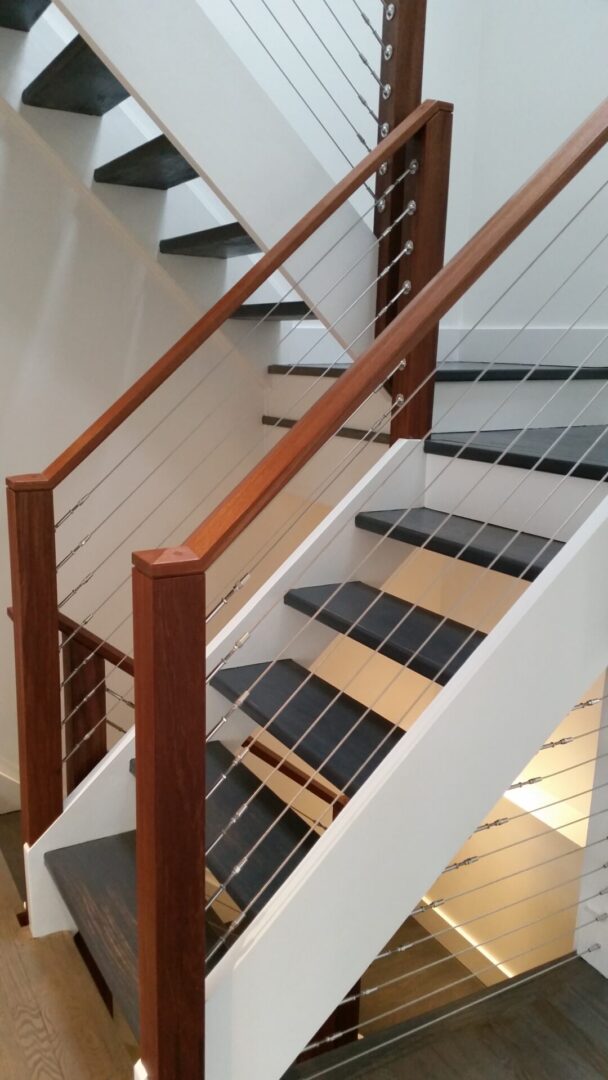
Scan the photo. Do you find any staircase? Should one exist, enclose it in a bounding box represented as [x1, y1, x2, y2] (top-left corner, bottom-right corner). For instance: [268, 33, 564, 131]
[3, 5, 608, 1080]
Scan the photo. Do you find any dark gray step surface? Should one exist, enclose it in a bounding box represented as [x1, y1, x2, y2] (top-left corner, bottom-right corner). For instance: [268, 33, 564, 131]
[232, 301, 313, 321]
[160, 221, 259, 259]
[212, 659, 403, 796]
[262, 415, 390, 445]
[45, 831, 225, 1039]
[286, 956, 608, 1080]
[425, 425, 608, 482]
[268, 361, 608, 383]
[285, 581, 484, 685]
[21, 36, 128, 115]
[94, 134, 196, 190]
[355, 506, 563, 582]
[0, 0, 49, 30]
[131, 744, 315, 916]
[206, 741, 316, 916]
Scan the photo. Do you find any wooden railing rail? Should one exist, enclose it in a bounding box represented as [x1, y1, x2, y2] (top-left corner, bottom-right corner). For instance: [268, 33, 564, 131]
[183, 97, 608, 570]
[40, 99, 449, 489]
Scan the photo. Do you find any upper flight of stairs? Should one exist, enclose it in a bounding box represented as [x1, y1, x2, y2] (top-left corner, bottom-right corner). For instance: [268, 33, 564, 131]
[0, 0, 49, 32]
[1, 8, 298, 313]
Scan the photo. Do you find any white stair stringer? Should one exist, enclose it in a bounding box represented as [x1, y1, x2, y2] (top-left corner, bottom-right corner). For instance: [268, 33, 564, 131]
[205, 489, 608, 1080]
[54, 0, 377, 354]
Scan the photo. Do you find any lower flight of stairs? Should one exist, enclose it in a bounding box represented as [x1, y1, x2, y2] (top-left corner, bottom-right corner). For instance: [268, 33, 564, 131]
[43, 463, 572, 1053]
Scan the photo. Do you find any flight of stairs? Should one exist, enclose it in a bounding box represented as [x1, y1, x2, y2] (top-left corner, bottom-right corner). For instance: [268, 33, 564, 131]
[42, 446, 580, 1048]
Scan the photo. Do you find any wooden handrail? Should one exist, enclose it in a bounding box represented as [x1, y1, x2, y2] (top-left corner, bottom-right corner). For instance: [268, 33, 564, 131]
[185, 97, 608, 568]
[7, 606, 135, 677]
[41, 99, 450, 489]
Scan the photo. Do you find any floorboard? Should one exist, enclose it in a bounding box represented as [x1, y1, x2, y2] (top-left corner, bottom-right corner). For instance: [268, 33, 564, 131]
[0, 849, 134, 1079]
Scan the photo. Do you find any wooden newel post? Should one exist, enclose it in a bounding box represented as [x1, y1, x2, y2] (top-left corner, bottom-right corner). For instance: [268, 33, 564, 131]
[389, 107, 453, 440]
[132, 545, 207, 1080]
[6, 474, 63, 847]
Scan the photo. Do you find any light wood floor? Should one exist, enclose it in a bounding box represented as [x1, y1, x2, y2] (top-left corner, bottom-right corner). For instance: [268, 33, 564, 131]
[0, 846, 135, 1079]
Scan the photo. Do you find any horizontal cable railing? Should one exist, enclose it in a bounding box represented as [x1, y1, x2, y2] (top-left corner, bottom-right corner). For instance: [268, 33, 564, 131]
[283, 694, 608, 1070]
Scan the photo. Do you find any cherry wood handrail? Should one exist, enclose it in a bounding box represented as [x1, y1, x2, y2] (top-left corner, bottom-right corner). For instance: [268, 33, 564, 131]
[183, 97, 608, 569]
[41, 99, 450, 489]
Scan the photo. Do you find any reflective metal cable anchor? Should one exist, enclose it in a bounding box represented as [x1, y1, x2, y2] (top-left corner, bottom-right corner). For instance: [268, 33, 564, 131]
[206, 573, 251, 624]
[206, 632, 251, 685]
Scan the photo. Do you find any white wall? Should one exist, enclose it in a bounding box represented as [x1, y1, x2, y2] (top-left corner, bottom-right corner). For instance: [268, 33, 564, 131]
[0, 99, 267, 796]
[423, 0, 608, 360]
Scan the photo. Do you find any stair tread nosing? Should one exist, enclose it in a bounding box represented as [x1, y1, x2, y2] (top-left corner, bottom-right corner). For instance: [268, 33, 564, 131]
[285, 581, 485, 685]
[21, 36, 128, 115]
[262, 415, 390, 445]
[94, 134, 196, 190]
[0, 0, 50, 31]
[355, 507, 563, 582]
[425, 425, 608, 482]
[268, 361, 608, 382]
[160, 221, 259, 259]
[212, 659, 403, 796]
[232, 301, 313, 321]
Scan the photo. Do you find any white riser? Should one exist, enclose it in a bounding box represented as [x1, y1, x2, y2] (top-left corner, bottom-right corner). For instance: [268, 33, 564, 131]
[424, 452, 607, 541]
[265, 373, 390, 434]
[434, 377, 608, 432]
[267, 372, 608, 433]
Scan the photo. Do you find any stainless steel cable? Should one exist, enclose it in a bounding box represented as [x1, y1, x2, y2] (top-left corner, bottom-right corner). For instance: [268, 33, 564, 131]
[204, 181, 608, 612]
[340, 886, 607, 1006]
[305, 918, 605, 1049]
[287, 0, 381, 124]
[204, 406, 608, 948]
[319, 0, 386, 91]
[227, 0, 375, 189]
[55, 178, 417, 619]
[414, 832, 608, 918]
[55, 150, 413, 535]
[300, 949, 597, 1074]
[375, 859, 608, 963]
[258, 0, 374, 148]
[204, 321, 608, 848]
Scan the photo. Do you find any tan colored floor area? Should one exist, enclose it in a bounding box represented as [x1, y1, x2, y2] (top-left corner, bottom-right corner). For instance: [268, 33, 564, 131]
[0, 848, 134, 1079]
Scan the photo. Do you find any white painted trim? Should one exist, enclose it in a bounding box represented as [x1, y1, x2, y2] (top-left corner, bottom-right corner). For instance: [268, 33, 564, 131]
[25, 730, 136, 937]
[205, 492, 608, 1080]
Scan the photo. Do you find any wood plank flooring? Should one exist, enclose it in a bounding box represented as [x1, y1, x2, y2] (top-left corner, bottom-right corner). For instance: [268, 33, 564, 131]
[0, 844, 134, 1078]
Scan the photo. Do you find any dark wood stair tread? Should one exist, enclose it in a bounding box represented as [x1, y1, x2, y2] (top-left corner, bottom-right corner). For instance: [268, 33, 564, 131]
[355, 507, 563, 582]
[268, 361, 608, 383]
[94, 134, 196, 190]
[425, 425, 608, 482]
[21, 36, 128, 115]
[262, 416, 390, 445]
[212, 659, 403, 796]
[206, 742, 316, 916]
[268, 362, 350, 378]
[232, 301, 314, 321]
[45, 832, 225, 1038]
[285, 581, 484, 685]
[0, 0, 50, 30]
[160, 221, 259, 259]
